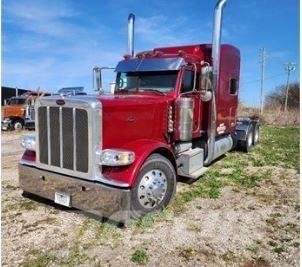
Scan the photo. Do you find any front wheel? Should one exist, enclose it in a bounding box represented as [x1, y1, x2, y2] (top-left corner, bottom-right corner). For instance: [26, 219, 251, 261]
[13, 120, 23, 131]
[130, 153, 176, 219]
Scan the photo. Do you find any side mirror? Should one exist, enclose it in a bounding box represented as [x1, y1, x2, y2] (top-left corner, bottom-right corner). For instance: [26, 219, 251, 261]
[93, 66, 102, 92]
[200, 65, 213, 91]
[200, 65, 213, 102]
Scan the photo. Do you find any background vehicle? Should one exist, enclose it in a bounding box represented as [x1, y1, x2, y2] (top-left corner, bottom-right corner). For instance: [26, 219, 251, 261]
[2, 91, 50, 131]
[19, 0, 259, 222]
[2, 93, 31, 131]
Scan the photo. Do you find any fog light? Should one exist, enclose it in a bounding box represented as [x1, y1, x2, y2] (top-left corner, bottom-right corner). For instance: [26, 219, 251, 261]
[100, 149, 135, 166]
[21, 135, 36, 151]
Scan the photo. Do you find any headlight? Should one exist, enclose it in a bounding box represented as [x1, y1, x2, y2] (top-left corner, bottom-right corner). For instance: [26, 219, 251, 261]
[21, 135, 36, 151]
[100, 149, 135, 166]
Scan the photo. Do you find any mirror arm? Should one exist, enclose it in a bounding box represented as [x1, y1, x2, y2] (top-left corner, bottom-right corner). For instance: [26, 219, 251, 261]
[93, 66, 115, 93]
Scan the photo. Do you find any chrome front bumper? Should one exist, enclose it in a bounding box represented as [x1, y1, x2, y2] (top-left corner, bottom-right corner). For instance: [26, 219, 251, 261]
[1, 120, 11, 130]
[19, 164, 131, 222]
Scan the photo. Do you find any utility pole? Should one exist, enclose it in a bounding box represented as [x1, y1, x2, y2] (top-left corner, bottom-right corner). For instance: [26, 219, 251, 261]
[284, 62, 296, 112]
[259, 48, 266, 115]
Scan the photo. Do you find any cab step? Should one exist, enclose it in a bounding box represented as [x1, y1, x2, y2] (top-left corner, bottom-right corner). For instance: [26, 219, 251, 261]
[179, 166, 209, 179]
[176, 147, 208, 179]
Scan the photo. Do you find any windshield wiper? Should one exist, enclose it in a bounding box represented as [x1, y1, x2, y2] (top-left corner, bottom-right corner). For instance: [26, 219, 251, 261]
[139, 89, 166, 95]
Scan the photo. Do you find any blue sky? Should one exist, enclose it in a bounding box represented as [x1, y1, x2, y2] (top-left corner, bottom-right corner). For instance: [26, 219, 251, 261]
[2, 0, 299, 106]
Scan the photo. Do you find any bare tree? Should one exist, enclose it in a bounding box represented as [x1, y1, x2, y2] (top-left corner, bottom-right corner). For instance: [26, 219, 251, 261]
[265, 82, 300, 110]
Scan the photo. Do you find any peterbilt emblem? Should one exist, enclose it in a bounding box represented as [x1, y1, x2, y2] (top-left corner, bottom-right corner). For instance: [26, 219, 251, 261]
[56, 99, 65, 105]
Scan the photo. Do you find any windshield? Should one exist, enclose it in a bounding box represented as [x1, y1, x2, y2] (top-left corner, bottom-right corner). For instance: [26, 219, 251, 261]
[8, 98, 26, 105]
[115, 71, 178, 93]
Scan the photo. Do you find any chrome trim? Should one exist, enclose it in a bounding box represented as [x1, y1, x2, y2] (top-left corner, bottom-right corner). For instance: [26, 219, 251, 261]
[35, 96, 100, 181]
[19, 164, 131, 222]
[59, 107, 63, 168]
[20, 159, 36, 166]
[128, 13, 135, 57]
[204, 0, 227, 166]
[47, 106, 51, 165]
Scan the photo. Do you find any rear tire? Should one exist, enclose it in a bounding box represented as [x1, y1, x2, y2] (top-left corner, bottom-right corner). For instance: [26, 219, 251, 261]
[242, 128, 253, 152]
[130, 153, 176, 219]
[253, 124, 260, 145]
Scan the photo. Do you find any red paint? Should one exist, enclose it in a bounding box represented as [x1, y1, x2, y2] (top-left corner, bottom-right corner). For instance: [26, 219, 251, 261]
[22, 150, 36, 161]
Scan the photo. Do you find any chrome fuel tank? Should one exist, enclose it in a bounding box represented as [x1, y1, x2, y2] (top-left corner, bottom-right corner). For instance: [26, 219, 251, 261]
[176, 98, 194, 141]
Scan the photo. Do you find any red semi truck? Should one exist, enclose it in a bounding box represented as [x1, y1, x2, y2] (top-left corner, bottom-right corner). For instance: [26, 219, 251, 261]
[19, 0, 259, 221]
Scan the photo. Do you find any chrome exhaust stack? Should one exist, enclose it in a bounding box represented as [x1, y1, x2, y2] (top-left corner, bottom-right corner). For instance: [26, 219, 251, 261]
[204, 0, 227, 166]
[127, 13, 135, 57]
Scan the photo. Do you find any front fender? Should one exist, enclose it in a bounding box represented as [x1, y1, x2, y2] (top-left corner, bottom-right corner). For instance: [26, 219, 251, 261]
[102, 139, 175, 186]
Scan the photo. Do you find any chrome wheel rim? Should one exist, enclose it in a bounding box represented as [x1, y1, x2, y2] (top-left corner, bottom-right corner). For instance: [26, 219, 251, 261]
[254, 129, 259, 143]
[14, 122, 22, 130]
[137, 169, 168, 209]
[248, 132, 253, 147]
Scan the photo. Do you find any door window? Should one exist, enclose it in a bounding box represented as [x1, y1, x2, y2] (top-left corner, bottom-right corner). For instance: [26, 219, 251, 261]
[181, 70, 194, 93]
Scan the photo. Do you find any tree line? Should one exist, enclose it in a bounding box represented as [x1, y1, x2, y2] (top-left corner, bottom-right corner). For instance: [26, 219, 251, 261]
[265, 82, 299, 110]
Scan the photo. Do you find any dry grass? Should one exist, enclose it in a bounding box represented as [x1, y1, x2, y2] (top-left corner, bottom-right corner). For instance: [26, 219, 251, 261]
[238, 104, 299, 127]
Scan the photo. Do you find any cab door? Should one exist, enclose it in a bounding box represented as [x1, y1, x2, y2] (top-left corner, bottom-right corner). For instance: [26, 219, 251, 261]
[180, 68, 202, 139]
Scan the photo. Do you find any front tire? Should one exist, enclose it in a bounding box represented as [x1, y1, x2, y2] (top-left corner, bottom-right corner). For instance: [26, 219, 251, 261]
[13, 121, 23, 131]
[130, 153, 176, 219]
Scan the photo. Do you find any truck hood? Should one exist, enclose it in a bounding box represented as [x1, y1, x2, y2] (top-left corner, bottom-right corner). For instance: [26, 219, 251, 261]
[98, 93, 170, 107]
[2, 105, 25, 119]
[98, 94, 171, 149]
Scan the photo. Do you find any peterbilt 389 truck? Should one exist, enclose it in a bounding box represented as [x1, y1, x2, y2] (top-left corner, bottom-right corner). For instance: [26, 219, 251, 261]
[19, 0, 259, 221]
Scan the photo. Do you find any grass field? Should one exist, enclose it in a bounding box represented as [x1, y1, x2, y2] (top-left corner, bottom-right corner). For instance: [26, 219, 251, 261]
[169, 126, 299, 213]
[2, 126, 300, 266]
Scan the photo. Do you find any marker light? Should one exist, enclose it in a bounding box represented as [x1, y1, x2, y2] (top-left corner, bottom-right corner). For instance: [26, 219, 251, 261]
[100, 149, 135, 166]
[21, 135, 36, 151]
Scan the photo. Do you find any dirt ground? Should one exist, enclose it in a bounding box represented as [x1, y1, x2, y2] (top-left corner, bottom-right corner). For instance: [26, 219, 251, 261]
[1, 129, 300, 267]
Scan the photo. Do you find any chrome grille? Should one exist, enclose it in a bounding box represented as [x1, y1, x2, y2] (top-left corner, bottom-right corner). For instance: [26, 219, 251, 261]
[38, 107, 48, 164]
[50, 107, 60, 167]
[75, 109, 89, 172]
[38, 106, 89, 173]
[62, 108, 74, 170]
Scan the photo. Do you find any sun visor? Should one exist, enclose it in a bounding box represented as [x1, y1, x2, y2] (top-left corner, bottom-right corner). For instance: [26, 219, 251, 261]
[115, 57, 185, 72]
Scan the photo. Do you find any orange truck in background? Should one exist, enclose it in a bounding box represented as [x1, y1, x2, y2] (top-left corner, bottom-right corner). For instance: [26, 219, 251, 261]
[2, 91, 49, 131]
